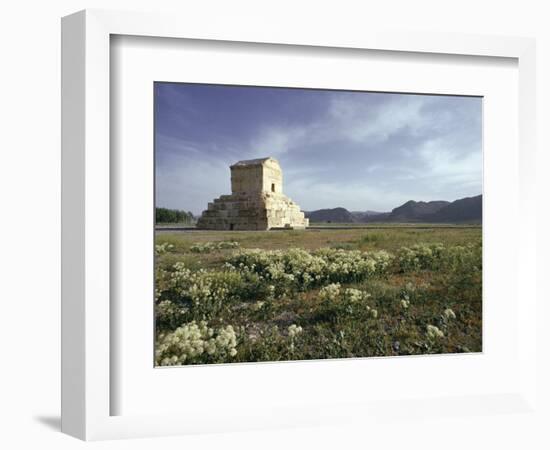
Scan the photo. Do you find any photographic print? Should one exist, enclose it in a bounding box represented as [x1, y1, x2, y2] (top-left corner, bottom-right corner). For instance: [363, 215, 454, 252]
[154, 83, 482, 367]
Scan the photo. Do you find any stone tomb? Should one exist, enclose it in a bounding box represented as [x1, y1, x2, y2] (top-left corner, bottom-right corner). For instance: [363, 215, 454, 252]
[197, 157, 309, 230]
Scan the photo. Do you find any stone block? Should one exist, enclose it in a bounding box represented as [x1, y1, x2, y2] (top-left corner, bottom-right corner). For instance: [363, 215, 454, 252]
[196, 157, 308, 230]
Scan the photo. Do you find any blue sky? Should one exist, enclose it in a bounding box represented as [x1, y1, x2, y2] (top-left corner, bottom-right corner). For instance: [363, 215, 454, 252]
[155, 82, 482, 215]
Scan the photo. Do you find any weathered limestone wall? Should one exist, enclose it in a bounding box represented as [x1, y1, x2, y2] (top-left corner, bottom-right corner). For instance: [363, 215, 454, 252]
[230, 165, 263, 195]
[197, 193, 269, 231]
[264, 194, 307, 228]
[261, 158, 283, 194]
[197, 157, 309, 230]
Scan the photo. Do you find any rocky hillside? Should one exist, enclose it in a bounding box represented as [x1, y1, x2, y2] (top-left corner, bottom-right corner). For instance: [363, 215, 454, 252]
[305, 207, 356, 223]
[383, 200, 450, 222]
[305, 195, 482, 224]
[427, 195, 482, 223]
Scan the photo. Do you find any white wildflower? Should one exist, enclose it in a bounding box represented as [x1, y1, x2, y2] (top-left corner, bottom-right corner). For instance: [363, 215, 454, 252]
[444, 308, 456, 320]
[343, 288, 364, 302]
[427, 325, 444, 339]
[319, 283, 341, 301]
[155, 242, 174, 255]
[253, 301, 265, 311]
[288, 324, 303, 338]
[155, 321, 238, 366]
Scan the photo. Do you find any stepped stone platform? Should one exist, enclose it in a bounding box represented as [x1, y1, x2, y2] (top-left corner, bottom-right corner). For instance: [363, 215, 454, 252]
[196, 157, 309, 231]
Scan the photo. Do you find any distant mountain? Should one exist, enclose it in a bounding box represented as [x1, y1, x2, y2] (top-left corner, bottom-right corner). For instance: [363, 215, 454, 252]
[350, 210, 386, 222]
[427, 195, 482, 223]
[305, 195, 482, 224]
[305, 207, 356, 223]
[374, 200, 450, 222]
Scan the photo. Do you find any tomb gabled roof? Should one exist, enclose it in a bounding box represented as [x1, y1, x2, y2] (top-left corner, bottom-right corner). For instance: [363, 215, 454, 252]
[230, 157, 277, 168]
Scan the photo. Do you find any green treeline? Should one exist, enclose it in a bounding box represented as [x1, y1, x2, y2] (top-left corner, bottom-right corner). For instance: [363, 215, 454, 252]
[156, 207, 195, 224]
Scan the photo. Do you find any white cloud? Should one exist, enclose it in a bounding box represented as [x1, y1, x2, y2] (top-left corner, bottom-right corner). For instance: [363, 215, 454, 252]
[285, 176, 434, 212]
[155, 136, 232, 214]
[326, 93, 429, 144]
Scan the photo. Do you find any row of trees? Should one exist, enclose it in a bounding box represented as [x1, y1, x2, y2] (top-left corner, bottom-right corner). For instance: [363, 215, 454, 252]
[156, 207, 196, 224]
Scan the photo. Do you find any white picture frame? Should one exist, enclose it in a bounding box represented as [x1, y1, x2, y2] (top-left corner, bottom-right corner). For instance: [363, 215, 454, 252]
[61, 9, 537, 441]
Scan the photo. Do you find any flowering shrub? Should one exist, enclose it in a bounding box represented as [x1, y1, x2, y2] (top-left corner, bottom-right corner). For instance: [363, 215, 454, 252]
[190, 241, 240, 253]
[287, 324, 303, 338]
[156, 299, 190, 330]
[342, 288, 367, 303]
[397, 243, 444, 271]
[226, 247, 394, 291]
[287, 324, 303, 352]
[155, 242, 174, 255]
[397, 242, 481, 273]
[155, 262, 247, 321]
[315, 284, 377, 322]
[319, 283, 341, 301]
[443, 241, 482, 272]
[426, 324, 444, 339]
[156, 321, 238, 366]
[443, 308, 456, 320]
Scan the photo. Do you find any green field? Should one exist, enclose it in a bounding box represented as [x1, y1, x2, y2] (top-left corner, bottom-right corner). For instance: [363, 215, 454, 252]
[154, 227, 482, 366]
